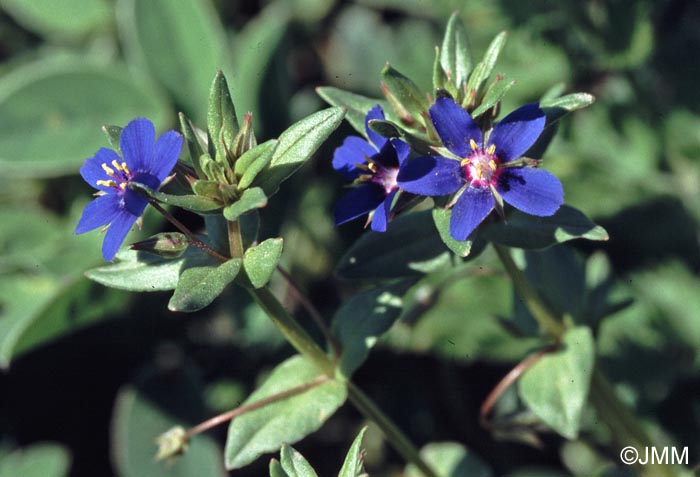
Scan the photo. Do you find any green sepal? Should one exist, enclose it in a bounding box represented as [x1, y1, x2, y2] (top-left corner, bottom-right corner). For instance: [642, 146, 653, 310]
[101, 125, 122, 153]
[279, 444, 318, 477]
[368, 119, 436, 155]
[178, 112, 206, 179]
[207, 71, 239, 165]
[243, 237, 283, 289]
[237, 140, 278, 190]
[381, 63, 429, 125]
[199, 153, 227, 184]
[432, 47, 449, 94]
[168, 258, 242, 312]
[431, 208, 472, 257]
[316, 86, 386, 137]
[130, 232, 190, 258]
[440, 12, 473, 92]
[223, 187, 268, 221]
[540, 92, 596, 125]
[129, 182, 222, 213]
[338, 428, 367, 477]
[253, 107, 345, 196]
[471, 74, 516, 118]
[230, 112, 257, 159]
[465, 31, 508, 106]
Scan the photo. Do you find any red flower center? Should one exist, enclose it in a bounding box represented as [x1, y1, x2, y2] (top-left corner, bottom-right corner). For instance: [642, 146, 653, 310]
[461, 140, 502, 188]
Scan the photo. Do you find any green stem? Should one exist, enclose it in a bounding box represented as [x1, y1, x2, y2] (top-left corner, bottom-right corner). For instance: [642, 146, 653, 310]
[493, 244, 680, 477]
[248, 286, 438, 477]
[227, 220, 244, 259]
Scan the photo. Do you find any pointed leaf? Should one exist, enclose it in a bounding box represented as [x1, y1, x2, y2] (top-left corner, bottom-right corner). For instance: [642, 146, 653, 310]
[270, 459, 291, 477]
[316, 87, 386, 137]
[207, 71, 239, 162]
[130, 182, 222, 212]
[101, 125, 122, 152]
[168, 258, 241, 312]
[481, 205, 608, 249]
[225, 355, 347, 469]
[470, 74, 516, 118]
[541, 93, 596, 125]
[338, 427, 367, 477]
[381, 64, 430, 120]
[254, 107, 345, 195]
[237, 140, 278, 190]
[440, 13, 473, 88]
[179, 112, 206, 179]
[223, 187, 268, 221]
[243, 238, 283, 288]
[518, 327, 595, 439]
[280, 445, 319, 477]
[431, 208, 473, 257]
[466, 31, 508, 97]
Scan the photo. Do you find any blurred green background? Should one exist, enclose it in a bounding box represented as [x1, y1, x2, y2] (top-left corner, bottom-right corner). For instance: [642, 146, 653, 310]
[0, 0, 699, 476]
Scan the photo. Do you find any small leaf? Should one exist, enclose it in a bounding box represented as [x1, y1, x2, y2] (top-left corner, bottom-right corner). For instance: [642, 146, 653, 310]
[471, 74, 516, 118]
[280, 445, 319, 477]
[237, 140, 278, 190]
[129, 182, 222, 213]
[332, 286, 404, 378]
[541, 93, 596, 125]
[405, 442, 492, 477]
[440, 13, 473, 89]
[431, 208, 472, 257]
[130, 232, 190, 258]
[207, 71, 239, 162]
[466, 31, 508, 98]
[381, 64, 430, 120]
[481, 205, 608, 249]
[316, 87, 386, 137]
[225, 355, 347, 470]
[223, 187, 268, 222]
[243, 238, 283, 288]
[518, 327, 595, 439]
[168, 258, 242, 312]
[338, 427, 367, 477]
[254, 107, 345, 195]
[270, 459, 291, 477]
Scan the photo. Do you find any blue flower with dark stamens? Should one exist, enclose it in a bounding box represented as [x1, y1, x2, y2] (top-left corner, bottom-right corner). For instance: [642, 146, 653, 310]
[74, 118, 183, 261]
[398, 97, 563, 241]
[332, 105, 410, 232]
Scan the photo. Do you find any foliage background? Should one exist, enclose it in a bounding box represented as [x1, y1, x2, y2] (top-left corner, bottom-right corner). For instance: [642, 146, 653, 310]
[0, 0, 699, 476]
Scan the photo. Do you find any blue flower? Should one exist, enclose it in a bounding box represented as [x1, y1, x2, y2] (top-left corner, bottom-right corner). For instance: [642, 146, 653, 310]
[398, 97, 563, 241]
[332, 105, 410, 232]
[74, 118, 183, 261]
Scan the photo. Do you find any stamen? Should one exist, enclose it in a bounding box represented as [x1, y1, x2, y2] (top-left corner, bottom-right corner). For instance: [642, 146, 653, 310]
[112, 160, 124, 172]
[355, 163, 370, 171]
[101, 163, 115, 176]
[469, 139, 478, 151]
[488, 159, 497, 170]
[486, 144, 496, 155]
[461, 158, 471, 167]
[354, 174, 373, 184]
[96, 179, 118, 188]
[119, 183, 127, 189]
[367, 162, 378, 173]
[121, 162, 131, 175]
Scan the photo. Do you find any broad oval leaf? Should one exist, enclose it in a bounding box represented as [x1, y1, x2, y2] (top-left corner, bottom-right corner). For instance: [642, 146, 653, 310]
[254, 107, 345, 195]
[243, 238, 283, 289]
[223, 187, 268, 222]
[225, 355, 347, 470]
[518, 326, 595, 439]
[168, 258, 242, 312]
[405, 442, 492, 477]
[0, 59, 169, 178]
[0, 443, 70, 477]
[481, 205, 608, 250]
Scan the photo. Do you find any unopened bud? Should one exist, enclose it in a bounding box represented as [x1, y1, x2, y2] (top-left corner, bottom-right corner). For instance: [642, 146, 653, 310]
[131, 232, 189, 258]
[155, 426, 189, 463]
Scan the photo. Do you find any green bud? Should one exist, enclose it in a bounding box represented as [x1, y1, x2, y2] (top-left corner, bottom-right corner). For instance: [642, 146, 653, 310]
[231, 112, 258, 159]
[155, 425, 189, 463]
[131, 233, 190, 258]
[381, 63, 430, 126]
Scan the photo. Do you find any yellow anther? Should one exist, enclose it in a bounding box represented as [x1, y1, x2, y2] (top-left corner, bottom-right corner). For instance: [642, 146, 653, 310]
[119, 182, 127, 189]
[475, 168, 483, 179]
[112, 160, 124, 172]
[469, 139, 478, 151]
[487, 144, 496, 155]
[96, 179, 117, 188]
[101, 163, 115, 176]
[367, 162, 378, 173]
[489, 159, 497, 170]
[355, 163, 370, 171]
[460, 158, 471, 167]
[121, 162, 131, 174]
[354, 174, 373, 184]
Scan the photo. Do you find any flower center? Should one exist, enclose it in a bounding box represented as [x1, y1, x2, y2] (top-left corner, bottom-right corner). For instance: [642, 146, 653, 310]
[96, 160, 133, 192]
[461, 139, 501, 188]
[355, 156, 399, 195]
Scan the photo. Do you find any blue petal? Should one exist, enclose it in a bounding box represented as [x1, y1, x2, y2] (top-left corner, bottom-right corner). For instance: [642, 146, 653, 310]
[120, 117, 155, 172]
[375, 141, 399, 169]
[80, 148, 122, 192]
[332, 136, 377, 180]
[397, 155, 463, 196]
[488, 103, 545, 162]
[102, 211, 138, 261]
[391, 138, 410, 168]
[365, 105, 387, 151]
[498, 168, 563, 216]
[123, 179, 155, 216]
[430, 97, 482, 157]
[449, 186, 494, 241]
[151, 130, 183, 181]
[74, 193, 122, 234]
[334, 184, 385, 226]
[370, 189, 398, 232]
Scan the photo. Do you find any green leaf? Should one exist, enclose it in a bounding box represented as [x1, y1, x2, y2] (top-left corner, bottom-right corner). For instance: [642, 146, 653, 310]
[333, 286, 404, 378]
[405, 442, 492, 477]
[0, 59, 169, 178]
[101, 125, 122, 152]
[336, 210, 453, 280]
[338, 427, 367, 477]
[207, 71, 239, 162]
[0, 443, 70, 477]
[381, 63, 430, 119]
[481, 205, 608, 249]
[168, 258, 242, 312]
[471, 74, 516, 118]
[519, 327, 595, 439]
[117, 0, 228, 120]
[130, 182, 222, 213]
[86, 247, 216, 292]
[540, 93, 596, 125]
[279, 445, 319, 477]
[316, 87, 386, 137]
[112, 366, 227, 477]
[179, 112, 206, 179]
[237, 140, 278, 190]
[254, 107, 345, 195]
[270, 459, 291, 477]
[225, 355, 347, 470]
[440, 13, 473, 89]
[243, 238, 283, 289]
[223, 187, 268, 222]
[466, 31, 508, 97]
[0, 0, 109, 38]
[431, 208, 472, 257]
